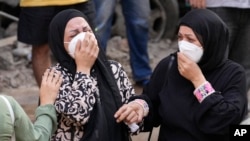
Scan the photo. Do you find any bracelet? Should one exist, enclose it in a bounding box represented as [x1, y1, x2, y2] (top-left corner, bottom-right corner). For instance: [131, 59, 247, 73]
[193, 81, 215, 103]
[130, 99, 149, 117]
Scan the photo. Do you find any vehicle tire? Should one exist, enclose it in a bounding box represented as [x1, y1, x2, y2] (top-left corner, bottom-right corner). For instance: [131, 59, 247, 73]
[111, 0, 179, 41]
[157, 0, 179, 40]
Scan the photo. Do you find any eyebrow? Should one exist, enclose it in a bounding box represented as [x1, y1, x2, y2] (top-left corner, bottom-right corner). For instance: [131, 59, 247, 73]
[178, 32, 194, 36]
[187, 33, 195, 37]
[69, 25, 90, 33]
[69, 29, 79, 34]
[82, 26, 89, 31]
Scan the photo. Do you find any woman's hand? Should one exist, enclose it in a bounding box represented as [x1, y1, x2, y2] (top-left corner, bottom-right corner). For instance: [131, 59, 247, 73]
[75, 32, 99, 75]
[177, 52, 206, 88]
[39, 68, 63, 106]
[114, 102, 144, 125]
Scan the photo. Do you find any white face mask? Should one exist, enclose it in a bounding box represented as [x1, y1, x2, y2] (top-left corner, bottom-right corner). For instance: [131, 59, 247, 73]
[64, 32, 86, 58]
[178, 40, 203, 63]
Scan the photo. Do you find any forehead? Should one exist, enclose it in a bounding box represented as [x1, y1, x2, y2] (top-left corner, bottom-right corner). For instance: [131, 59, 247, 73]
[179, 25, 195, 34]
[66, 17, 89, 29]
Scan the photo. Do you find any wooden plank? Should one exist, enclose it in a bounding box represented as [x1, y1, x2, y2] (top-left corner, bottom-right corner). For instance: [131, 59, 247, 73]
[0, 35, 17, 48]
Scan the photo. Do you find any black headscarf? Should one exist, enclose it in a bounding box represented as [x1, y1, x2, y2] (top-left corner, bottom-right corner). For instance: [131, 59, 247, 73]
[49, 9, 129, 141]
[179, 9, 229, 72]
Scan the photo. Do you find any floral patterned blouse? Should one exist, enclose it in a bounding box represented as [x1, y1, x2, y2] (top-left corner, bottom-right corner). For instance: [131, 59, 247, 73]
[51, 60, 135, 141]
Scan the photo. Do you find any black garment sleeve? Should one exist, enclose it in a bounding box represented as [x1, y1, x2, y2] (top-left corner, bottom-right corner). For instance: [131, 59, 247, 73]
[130, 55, 175, 132]
[194, 61, 248, 135]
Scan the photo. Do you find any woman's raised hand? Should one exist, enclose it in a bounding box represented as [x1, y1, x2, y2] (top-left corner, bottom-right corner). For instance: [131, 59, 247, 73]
[39, 68, 63, 106]
[75, 32, 99, 75]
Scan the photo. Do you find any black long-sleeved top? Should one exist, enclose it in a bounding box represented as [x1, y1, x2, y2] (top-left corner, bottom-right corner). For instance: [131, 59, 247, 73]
[140, 9, 248, 141]
[141, 54, 247, 141]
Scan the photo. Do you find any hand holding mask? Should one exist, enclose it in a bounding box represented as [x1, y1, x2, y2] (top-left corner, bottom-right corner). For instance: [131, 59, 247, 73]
[67, 32, 86, 58]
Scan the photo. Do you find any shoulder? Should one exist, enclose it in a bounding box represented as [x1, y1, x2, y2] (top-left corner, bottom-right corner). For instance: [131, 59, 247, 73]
[53, 63, 66, 71]
[212, 60, 247, 87]
[108, 60, 124, 72]
[52, 63, 71, 76]
[107, 60, 130, 80]
[224, 60, 245, 73]
[0, 94, 16, 106]
[154, 53, 177, 73]
[0, 94, 22, 117]
[108, 60, 122, 67]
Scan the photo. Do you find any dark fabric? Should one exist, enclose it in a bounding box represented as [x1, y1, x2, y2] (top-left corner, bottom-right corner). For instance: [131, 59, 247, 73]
[80, 92, 109, 141]
[141, 9, 248, 141]
[91, 53, 130, 141]
[18, 6, 54, 45]
[48, 9, 129, 141]
[179, 9, 229, 72]
[18, 1, 95, 45]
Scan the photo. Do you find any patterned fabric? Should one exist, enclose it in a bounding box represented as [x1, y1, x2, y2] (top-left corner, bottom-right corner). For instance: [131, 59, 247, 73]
[51, 60, 135, 141]
[193, 81, 215, 103]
